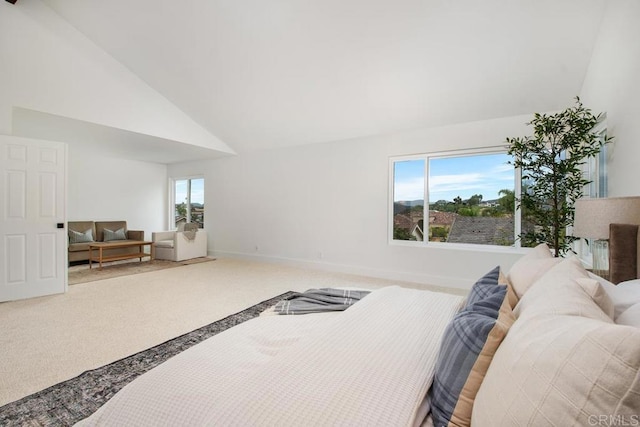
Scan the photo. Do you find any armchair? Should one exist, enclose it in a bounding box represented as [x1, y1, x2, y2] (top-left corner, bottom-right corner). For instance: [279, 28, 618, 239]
[152, 229, 208, 261]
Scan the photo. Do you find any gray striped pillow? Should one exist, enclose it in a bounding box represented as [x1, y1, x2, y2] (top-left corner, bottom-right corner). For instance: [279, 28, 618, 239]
[103, 227, 127, 242]
[431, 270, 515, 427]
[69, 228, 94, 244]
[465, 266, 500, 307]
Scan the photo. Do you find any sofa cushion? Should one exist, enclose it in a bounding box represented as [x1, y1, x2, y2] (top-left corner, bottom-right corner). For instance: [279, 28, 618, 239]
[103, 227, 127, 242]
[155, 240, 174, 249]
[68, 242, 93, 252]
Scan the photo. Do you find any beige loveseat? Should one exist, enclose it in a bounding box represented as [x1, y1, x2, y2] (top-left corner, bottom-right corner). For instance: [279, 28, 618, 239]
[68, 221, 144, 263]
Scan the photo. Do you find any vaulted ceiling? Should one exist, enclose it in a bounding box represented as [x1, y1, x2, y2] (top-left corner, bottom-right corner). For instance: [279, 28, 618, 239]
[41, 0, 608, 158]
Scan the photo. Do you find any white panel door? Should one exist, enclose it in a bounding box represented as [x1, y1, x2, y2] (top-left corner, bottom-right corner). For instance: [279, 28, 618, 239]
[0, 135, 67, 301]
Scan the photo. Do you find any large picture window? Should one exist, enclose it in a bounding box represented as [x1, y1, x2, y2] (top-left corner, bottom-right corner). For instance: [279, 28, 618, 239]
[173, 177, 204, 229]
[391, 149, 517, 247]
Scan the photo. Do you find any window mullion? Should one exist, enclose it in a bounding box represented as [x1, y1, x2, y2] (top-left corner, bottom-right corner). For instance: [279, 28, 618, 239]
[186, 179, 192, 224]
[424, 156, 430, 244]
[514, 165, 522, 249]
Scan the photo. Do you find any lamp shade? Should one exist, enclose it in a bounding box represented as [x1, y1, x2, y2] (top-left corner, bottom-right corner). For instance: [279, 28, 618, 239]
[573, 196, 640, 239]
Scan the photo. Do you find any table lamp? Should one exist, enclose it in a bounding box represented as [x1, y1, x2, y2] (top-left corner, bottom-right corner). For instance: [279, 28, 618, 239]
[573, 196, 640, 281]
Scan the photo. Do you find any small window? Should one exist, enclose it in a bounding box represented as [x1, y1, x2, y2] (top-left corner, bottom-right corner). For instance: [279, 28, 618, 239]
[174, 177, 204, 229]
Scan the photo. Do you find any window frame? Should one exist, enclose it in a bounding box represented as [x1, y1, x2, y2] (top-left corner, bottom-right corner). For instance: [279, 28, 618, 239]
[169, 175, 205, 230]
[389, 146, 523, 251]
[574, 117, 609, 266]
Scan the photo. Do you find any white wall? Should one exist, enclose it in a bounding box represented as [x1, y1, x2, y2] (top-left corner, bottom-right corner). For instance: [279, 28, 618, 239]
[0, 0, 187, 239]
[580, 0, 640, 197]
[68, 146, 167, 240]
[170, 115, 533, 289]
[0, 0, 231, 153]
[6, 0, 634, 290]
[171, 2, 639, 290]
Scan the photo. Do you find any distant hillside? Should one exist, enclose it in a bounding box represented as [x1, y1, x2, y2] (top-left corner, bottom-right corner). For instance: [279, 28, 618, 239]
[395, 197, 501, 214]
[396, 199, 424, 207]
[394, 200, 423, 215]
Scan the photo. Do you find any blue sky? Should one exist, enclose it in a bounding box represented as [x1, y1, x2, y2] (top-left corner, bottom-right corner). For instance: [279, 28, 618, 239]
[175, 178, 205, 205]
[394, 153, 513, 202]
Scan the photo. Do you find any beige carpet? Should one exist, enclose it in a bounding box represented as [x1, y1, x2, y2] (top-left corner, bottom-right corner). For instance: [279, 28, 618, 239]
[0, 258, 466, 407]
[68, 257, 216, 285]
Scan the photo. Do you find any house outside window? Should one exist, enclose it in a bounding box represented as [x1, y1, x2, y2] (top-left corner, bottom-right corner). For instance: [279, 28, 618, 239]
[391, 140, 608, 250]
[390, 148, 518, 248]
[173, 177, 204, 229]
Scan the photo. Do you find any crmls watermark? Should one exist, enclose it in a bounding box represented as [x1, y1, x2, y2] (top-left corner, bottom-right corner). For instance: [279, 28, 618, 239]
[588, 415, 640, 426]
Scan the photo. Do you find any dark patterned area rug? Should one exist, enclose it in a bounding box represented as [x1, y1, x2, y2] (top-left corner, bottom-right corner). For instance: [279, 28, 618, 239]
[0, 291, 294, 427]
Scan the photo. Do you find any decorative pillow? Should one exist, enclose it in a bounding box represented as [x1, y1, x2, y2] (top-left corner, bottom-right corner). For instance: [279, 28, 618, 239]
[103, 227, 127, 242]
[69, 228, 94, 244]
[617, 303, 640, 327]
[431, 281, 515, 427]
[506, 243, 561, 298]
[595, 275, 640, 320]
[576, 277, 614, 319]
[514, 257, 611, 322]
[464, 266, 501, 307]
[620, 278, 640, 287]
[499, 269, 519, 309]
[472, 309, 640, 426]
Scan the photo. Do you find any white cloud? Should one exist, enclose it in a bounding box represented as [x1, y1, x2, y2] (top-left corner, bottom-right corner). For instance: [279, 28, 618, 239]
[429, 171, 512, 201]
[394, 158, 515, 203]
[394, 177, 424, 201]
[429, 173, 483, 196]
[491, 163, 515, 174]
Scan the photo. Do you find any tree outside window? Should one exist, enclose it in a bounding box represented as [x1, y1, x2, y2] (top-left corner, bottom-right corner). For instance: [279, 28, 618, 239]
[174, 178, 204, 229]
[391, 151, 516, 247]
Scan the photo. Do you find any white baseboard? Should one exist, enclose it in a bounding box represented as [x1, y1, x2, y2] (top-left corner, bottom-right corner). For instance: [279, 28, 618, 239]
[211, 250, 473, 291]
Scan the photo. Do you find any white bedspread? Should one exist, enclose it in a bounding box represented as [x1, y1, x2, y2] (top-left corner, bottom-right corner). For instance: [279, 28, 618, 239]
[77, 286, 463, 427]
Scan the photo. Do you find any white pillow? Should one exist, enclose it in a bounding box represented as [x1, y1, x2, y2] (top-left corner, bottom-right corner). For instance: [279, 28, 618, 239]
[514, 257, 611, 322]
[576, 278, 614, 319]
[617, 303, 640, 327]
[474, 256, 640, 425]
[591, 275, 640, 321]
[507, 243, 561, 299]
[472, 312, 640, 426]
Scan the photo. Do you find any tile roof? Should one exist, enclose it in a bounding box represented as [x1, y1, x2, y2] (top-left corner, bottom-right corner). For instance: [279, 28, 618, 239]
[447, 216, 514, 245]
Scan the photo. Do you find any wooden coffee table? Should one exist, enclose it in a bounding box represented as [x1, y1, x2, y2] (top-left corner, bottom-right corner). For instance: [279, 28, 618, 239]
[88, 241, 154, 270]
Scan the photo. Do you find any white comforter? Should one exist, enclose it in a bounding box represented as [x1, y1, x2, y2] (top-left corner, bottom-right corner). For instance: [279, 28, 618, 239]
[77, 286, 463, 427]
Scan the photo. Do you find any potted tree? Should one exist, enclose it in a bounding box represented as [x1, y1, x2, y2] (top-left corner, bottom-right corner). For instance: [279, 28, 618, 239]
[506, 97, 611, 256]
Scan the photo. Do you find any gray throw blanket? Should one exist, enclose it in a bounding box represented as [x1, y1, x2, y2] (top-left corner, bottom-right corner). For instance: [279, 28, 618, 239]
[182, 223, 198, 240]
[273, 288, 370, 315]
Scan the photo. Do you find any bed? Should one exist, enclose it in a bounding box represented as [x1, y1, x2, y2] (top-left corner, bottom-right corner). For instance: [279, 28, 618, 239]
[77, 240, 640, 426]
